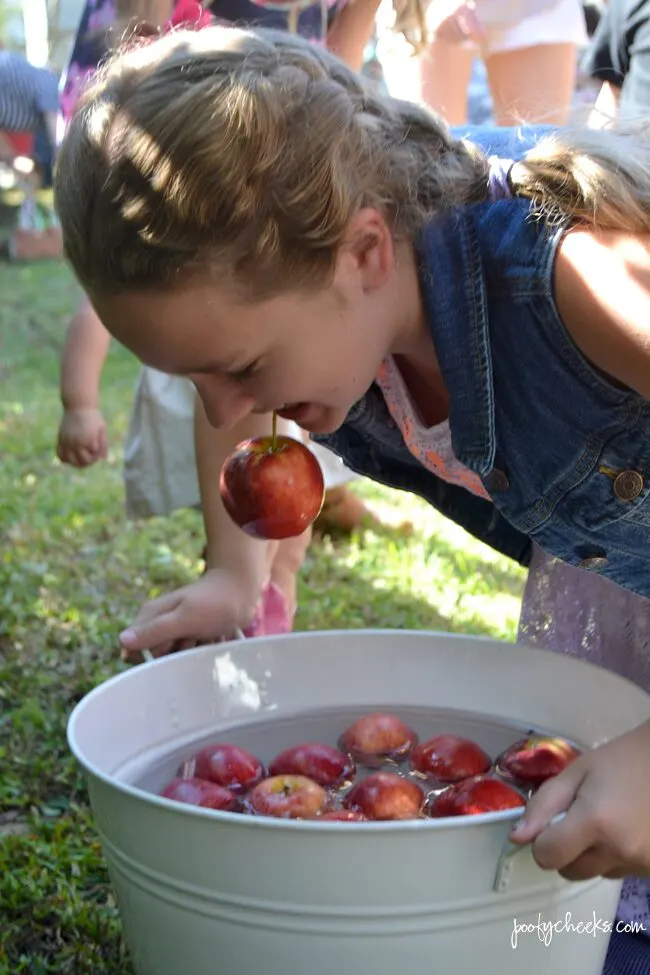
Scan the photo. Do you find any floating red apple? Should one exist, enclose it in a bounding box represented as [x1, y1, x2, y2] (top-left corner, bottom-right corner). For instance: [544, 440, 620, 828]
[319, 809, 368, 822]
[185, 743, 265, 794]
[269, 742, 355, 788]
[410, 734, 492, 783]
[161, 777, 239, 811]
[247, 774, 328, 819]
[496, 735, 580, 787]
[344, 771, 425, 820]
[219, 421, 325, 540]
[428, 775, 524, 817]
[338, 712, 417, 766]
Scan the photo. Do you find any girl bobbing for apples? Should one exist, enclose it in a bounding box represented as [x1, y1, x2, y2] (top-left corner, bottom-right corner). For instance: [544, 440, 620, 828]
[55, 26, 650, 972]
[57, 0, 383, 652]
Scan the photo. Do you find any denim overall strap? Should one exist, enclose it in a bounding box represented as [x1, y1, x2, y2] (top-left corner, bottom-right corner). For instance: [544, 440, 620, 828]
[417, 209, 497, 478]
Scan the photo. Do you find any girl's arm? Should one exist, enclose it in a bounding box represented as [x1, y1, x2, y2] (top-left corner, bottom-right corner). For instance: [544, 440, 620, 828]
[587, 81, 620, 129]
[119, 404, 291, 659]
[326, 0, 383, 71]
[195, 397, 275, 594]
[115, 0, 175, 26]
[57, 298, 111, 467]
[556, 227, 650, 401]
[60, 297, 110, 411]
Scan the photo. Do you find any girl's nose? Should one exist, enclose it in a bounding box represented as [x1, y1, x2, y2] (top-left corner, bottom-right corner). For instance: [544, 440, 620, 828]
[194, 378, 256, 430]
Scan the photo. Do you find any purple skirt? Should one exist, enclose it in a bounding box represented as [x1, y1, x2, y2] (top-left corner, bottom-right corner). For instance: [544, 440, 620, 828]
[519, 545, 650, 969]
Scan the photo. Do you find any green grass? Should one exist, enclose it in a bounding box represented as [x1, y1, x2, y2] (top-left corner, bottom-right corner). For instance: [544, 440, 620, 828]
[0, 257, 526, 973]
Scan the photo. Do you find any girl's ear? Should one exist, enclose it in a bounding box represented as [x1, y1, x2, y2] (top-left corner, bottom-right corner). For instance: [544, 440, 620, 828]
[341, 207, 395, 290]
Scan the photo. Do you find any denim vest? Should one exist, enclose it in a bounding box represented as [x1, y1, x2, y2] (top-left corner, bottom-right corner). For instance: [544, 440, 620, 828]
[314, 126, 650, 598]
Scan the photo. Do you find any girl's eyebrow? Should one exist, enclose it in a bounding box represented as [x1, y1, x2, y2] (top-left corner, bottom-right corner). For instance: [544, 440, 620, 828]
[180, 357, 235, 374]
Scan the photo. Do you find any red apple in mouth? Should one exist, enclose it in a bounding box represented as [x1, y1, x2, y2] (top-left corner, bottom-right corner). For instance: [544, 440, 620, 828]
[247, 774, 328, 819]
[319, 809, 369, 822]
[410, 735, 492, 783]
[343, 772, 425, 820]
[338, 712, 418, 766]
[428, 776, 524, 817]
[161, 777, 239, 811]
[219, 432, 325, 540]
[184, 743, 265, 794]
[269, 742, 355, 788]
[496, 736, 580, 787]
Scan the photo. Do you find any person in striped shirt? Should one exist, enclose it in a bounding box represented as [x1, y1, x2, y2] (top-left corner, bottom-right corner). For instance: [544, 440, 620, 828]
[0, 48, 58, 181]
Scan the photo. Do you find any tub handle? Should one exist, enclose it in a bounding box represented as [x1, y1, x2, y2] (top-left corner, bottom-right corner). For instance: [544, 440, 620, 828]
[493, 812, 566, 893]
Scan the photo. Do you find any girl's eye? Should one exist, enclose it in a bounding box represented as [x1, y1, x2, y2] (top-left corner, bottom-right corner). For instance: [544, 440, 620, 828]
[227, 361, 260, 383]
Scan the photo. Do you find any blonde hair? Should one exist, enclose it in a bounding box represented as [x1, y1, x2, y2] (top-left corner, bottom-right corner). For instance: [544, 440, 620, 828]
[54, 26, 650, 300]
[391, 0, 430, 54]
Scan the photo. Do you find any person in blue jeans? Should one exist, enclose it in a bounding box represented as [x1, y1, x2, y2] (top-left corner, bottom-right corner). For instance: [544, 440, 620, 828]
[54, 26, 650, 973]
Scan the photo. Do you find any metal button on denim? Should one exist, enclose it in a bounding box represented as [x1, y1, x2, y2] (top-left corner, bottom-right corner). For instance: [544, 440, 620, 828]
[613, 470, 644, 502]
[485, 468, 509, 492]
[578, 556, 608, 570]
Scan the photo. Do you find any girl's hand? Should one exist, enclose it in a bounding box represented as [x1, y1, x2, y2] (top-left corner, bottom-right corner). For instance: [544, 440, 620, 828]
[119, 569, 260, 661]
[57, 407, 108, 467]
[509, 719, 650, 880]
[427, 0, 486, 44]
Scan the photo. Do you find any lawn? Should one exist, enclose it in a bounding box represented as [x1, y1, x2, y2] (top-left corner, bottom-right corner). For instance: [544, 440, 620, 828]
[0, 255, 526, 973]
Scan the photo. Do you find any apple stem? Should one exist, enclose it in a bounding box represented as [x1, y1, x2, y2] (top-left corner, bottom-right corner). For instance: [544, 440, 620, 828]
[272, 410, 277, 451]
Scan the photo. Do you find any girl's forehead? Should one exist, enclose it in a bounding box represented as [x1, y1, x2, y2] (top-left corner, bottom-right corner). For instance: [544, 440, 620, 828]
[95, 285, 286, 366]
